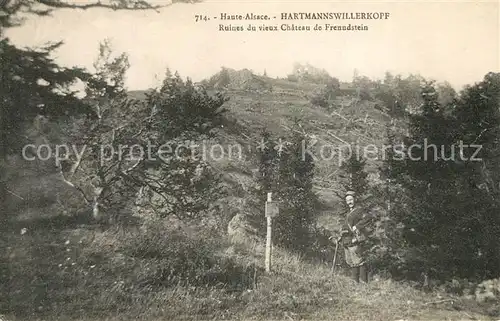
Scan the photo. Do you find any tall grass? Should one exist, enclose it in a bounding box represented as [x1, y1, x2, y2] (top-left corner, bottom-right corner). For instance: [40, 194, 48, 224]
[2, 218, 496, 321]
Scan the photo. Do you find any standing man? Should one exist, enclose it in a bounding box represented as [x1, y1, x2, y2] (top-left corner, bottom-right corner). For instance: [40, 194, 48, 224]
[339, 190, 372, 283]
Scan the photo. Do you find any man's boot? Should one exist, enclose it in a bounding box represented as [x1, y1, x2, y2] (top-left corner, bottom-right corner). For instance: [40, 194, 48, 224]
[359, 264, 368, 283]
[350, 266, 360, 283]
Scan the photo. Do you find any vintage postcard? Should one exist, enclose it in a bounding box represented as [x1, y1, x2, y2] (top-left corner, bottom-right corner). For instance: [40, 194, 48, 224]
[1, 0, 499, 320]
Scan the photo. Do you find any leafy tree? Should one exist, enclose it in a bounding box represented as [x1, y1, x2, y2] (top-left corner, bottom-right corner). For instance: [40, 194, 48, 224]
[339, 149, 369, 200]
[373, 73, 402, 117]
[384, 81, 460, 279]
[7, 39, 228, 224]
[255, 126, 318, 253]
[436, 81, 457, 113]
[370, 122, 412, 276]
[255, 129, 279, 203]
[127, 69, 228, 221]
[214, 67, 231, 89]
[378, 75, 500, 280]
[0, 0, 194, 213]
[449, 72, 500, 277]
[0, 39, 94, 158]
[326, 77, 340, 99]
[275, 132, 318, 252]
[310, 89, 328, 108]
[373, 72, 425, 117]
[353, 75, 373, 101]
[151, 69, 228, 140]
[0, 0, 199, 160]
[49, 40, 144, 222]
[378, 122, 408, 212]
[13, 40, 151, 223]
[309, 77, 340, 108]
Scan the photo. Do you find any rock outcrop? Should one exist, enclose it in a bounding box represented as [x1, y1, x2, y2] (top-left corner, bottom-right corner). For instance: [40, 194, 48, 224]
[475, 278, 500, 303]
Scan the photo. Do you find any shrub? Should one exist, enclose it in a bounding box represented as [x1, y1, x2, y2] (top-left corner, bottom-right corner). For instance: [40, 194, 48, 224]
[116, 224, 260, 290]
[310, 91, 329, 107]
[305, 226, 337, 266]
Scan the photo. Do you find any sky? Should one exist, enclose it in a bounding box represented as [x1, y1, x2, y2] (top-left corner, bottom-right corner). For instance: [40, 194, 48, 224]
[5, 0, 500, 91]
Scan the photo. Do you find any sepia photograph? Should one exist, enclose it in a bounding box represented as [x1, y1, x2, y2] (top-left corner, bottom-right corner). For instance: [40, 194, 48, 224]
[0, 0, 499, 320]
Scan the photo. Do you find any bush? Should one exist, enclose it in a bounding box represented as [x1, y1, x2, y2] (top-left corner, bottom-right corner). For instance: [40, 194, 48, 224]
[305, 226, 336, 265]
[310, 91, 329, 107]
[120, 226, 258, 289]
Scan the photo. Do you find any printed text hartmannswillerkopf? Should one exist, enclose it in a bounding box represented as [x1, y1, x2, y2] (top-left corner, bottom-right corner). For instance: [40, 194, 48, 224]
[281, 12, 390, 20]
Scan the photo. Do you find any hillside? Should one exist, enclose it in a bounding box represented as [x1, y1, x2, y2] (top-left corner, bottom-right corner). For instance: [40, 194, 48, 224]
[4, 69, 499, 321]
[131, 70, 402, 230]
[204, 67, 273, 92]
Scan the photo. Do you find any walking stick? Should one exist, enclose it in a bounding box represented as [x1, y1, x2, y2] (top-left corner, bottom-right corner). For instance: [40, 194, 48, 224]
[331, 239, 339, 273]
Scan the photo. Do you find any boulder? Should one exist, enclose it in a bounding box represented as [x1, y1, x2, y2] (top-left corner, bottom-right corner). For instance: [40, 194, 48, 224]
[227, 209, 263, 250]
[475, 278, 500, 303]
[228, 213, 258, 239]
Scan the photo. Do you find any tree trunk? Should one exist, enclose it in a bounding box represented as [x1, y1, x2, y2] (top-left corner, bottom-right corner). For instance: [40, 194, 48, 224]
[92, 186, 103, 220]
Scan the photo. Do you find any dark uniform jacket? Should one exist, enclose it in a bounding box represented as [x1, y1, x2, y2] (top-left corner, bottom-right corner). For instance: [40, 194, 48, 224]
[341, 206, 373, 267]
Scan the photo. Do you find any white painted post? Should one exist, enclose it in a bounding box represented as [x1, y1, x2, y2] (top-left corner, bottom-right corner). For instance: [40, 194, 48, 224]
[265, 192, 273, 273]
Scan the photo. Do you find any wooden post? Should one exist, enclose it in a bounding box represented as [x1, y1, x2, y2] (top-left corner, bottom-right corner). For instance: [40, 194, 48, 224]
[265, 192, 272, 273]
[264, 192, 279, 273]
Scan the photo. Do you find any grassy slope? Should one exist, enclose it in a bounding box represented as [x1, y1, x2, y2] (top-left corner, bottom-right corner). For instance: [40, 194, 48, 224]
[3, 229, 494, 321]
